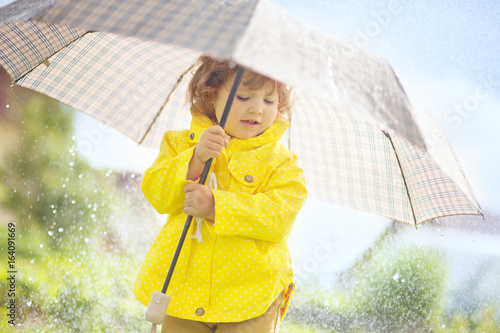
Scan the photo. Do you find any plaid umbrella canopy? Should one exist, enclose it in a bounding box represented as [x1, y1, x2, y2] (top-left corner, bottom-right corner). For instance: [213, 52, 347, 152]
[0, 0, 482, 225]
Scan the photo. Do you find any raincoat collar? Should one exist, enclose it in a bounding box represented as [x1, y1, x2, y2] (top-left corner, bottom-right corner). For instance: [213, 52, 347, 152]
[189, 105, 289, 149]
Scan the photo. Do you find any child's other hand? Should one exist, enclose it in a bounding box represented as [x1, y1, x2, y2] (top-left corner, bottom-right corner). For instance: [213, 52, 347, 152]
[195, 125, 229, 163]
[183, 183, 216, 221]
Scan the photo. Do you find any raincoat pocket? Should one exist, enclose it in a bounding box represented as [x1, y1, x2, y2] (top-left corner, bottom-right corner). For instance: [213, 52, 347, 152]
[228, 155, 269, 194]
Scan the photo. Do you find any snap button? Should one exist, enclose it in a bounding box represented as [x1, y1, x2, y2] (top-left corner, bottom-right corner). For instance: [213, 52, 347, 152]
[196, 308, 205, 316]
[189, 133, 195, 140]
[244, 175, 253, 183]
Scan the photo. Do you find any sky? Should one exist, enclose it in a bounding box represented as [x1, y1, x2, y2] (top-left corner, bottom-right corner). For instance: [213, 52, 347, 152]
[1, 0, 499, 283]
[269, 0, 500, 214]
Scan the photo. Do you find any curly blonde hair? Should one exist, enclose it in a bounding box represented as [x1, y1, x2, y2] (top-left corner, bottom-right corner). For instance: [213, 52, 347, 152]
[187, 55, 292, 123]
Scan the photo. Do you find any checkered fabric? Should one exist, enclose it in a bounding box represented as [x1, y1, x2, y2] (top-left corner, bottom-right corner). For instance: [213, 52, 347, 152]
[0, 4, 482, 224]
[0, 21, 86, 80]
[290, 89, 482, 225]
[0, 0, 425, 147]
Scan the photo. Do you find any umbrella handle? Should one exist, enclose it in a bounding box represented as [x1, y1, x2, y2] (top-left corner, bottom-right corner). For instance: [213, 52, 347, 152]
[158, 66, 245, 296]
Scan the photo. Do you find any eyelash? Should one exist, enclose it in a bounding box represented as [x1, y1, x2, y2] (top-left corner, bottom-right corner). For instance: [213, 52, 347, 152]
[236, 95, 275, 104]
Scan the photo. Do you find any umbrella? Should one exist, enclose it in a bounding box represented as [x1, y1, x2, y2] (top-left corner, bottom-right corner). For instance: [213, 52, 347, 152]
[0, 1, 482, 226]
[0, 0, 482, 226]
[1, 0, 424, 146]
[0, 0, 483, 329]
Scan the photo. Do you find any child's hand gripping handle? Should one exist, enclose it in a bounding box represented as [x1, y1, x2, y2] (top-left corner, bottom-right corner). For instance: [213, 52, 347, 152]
[145, 66, 245, 329]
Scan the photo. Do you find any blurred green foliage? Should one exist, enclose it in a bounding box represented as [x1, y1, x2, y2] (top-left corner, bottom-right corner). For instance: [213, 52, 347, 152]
[0, 95, 115, 253]
[351, 245, 447, 331]
[0, 90, 146, 331]
[284, 241, 499, 333]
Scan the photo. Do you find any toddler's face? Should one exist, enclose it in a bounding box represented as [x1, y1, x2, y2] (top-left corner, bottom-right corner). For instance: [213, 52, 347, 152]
[214, 74, 279, 139]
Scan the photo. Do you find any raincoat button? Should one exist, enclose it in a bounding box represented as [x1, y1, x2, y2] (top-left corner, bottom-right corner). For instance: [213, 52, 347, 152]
[189, 132, 195, 140]
[244, 175, 253, 183]
[196, 308, 205, 316]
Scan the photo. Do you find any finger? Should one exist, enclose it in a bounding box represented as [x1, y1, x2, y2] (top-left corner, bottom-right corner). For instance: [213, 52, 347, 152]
[205, 141, 224, 153]
[208, 125, 225, 135]
[184, 183, 197, 193]
[184, 183, 203, 192]
[183, 206, 194, 216]
[205, 132, 226, 147]
[207, 127, 228, 143]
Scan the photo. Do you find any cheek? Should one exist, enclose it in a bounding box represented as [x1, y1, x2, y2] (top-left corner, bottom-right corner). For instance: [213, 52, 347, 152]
[268, 107, 278, 121]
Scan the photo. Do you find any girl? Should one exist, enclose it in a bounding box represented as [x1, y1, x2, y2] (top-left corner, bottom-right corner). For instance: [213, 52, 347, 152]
[134, 55, 307, 332]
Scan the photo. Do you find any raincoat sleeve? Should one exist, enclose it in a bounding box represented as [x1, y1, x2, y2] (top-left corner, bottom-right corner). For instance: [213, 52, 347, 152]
[212, 153, 307, 243]
[141, 130, 194, 215]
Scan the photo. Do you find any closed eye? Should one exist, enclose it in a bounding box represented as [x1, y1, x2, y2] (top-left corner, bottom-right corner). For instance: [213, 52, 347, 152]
[236, 95, 249, 101]
[264, 99, 275, 105]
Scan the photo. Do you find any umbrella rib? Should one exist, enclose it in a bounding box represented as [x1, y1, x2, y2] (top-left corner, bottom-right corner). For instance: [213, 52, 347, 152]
[383, 131, 418, 227]
[11, 29, 93, 84]
[139, 63, 197, 145]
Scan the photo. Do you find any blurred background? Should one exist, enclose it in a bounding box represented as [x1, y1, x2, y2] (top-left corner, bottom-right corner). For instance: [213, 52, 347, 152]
[1, 0, 499, 332]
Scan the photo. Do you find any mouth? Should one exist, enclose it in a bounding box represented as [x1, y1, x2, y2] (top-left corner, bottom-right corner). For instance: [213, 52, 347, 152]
[241, 119, 260, 127]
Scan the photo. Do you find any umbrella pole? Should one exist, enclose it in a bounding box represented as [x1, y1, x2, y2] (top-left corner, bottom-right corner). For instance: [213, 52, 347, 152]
[162, 65, 245, 293]
[145, 66, 245, 326]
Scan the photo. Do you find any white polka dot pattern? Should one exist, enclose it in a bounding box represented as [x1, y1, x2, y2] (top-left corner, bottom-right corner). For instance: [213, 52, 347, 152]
[134, 109, 307, 322]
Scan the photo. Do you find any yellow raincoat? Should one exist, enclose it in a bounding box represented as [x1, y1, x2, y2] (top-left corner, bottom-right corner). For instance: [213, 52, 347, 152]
[134, 109, 307, 322]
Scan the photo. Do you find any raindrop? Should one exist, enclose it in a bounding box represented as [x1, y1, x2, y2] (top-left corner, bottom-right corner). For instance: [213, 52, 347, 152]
[84, 237, 90, 243]
[30, 259, 36, 263]
[392, 272, 400, 281]
[58, 227, 64, 232]
[6, 104, 9, 108]
[48, 231, 53, 236]
[40, 244, 44, 248]
[71, 200, 76, 204]
[52, 209, 57, 214]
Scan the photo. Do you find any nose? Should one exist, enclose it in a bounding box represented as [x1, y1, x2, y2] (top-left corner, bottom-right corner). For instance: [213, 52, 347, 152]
[248, 100, 264, 114]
